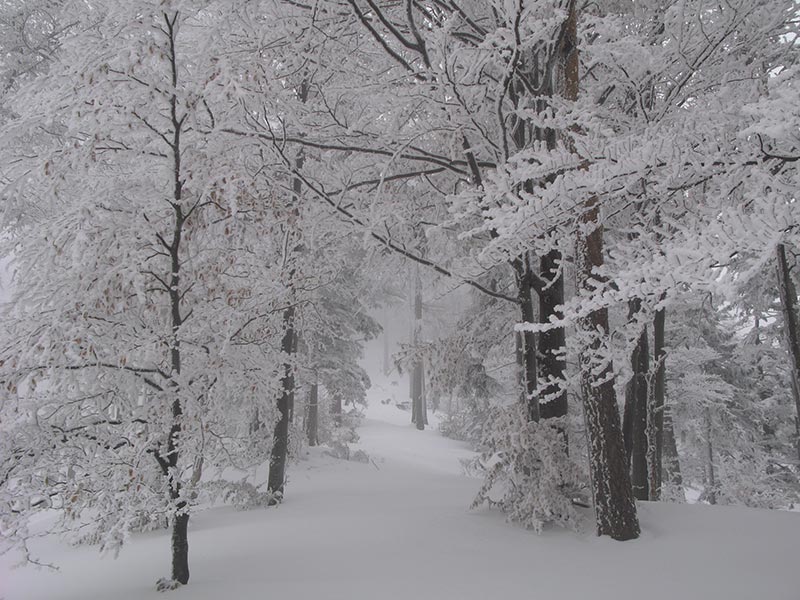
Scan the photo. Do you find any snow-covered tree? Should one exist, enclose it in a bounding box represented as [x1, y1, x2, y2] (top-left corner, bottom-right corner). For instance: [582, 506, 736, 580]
[0, 3, 286, 587]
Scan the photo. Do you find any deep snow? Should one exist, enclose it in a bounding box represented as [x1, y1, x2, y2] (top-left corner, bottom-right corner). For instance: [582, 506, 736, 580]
[2, 388, 800, 600]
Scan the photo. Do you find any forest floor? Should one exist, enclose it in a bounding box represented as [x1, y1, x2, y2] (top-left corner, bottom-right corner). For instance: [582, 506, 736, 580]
[2, 382, 800, 600]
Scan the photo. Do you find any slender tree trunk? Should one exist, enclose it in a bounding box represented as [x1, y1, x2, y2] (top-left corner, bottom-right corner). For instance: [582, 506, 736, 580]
[622, 299, 649, 501]
[538, 251, 567, 423]
[306, 381, 319, 447]
[158, 13, 190, 585]
[508, 60, 543, 425]
[631, 327, 650, 501]
[411, 265, 426, 430]
[513, 254, 539, 422]
[776, 243, 800, 463]
[332, 394, 343, 427]
[704, 408, 717, 505]
[662, 403, 682, 492]
[267, 78, 307, 501]
[383, 306, 391, 376]
[648, 307, 666, 500]
[268, 305, 296, 502]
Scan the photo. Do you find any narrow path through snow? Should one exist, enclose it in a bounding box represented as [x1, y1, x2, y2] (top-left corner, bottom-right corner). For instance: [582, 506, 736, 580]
[3, 394, 800, 600]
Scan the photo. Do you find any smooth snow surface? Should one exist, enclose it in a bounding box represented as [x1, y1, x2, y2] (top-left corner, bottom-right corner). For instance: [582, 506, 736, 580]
[3, 390, 800, 599]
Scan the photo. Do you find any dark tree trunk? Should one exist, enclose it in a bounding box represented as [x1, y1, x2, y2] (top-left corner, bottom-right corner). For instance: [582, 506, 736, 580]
[576, 199, 640, 541]
[513, 253, 538, 422]
[267, 78, 307, 502]
[776, 243, 800, 463]
[268, 305, 296, 502]
[507, 61, 541, 425]
[649, 307, 666, 500]
[306, 382, 319, 447]
[152, 13, 192, 585]
[171, 508, 189, 585]
[538, 250, 567, 422]
[623, 300, 649, 501]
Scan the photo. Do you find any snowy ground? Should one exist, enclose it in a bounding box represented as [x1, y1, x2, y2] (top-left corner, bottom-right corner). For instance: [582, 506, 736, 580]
[3, 387, 800, 600]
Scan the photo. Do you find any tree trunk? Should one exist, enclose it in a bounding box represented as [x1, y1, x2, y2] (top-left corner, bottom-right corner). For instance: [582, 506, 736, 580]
[383, 306, 391, 376]
[776, 243, 800, 463]
[576, 199, 640, 541]
[662, 403, 682, 492]
[538, 250, 567, 422]
[158, 15, 191, 584]
[622, 300, 649, 501]
[171, 509, 189, 585]
[306, 382, 319, 447]
[411, 264, 426, 430]
[267, 78, 307, 502]
[564, 0, 638, 540]
[703, 408, 717, 505]
[513, 253, 538, 422]
[508, 59, 541, 425]
[648, 307, 666, 500]
[631, 327, 650, 501]
[332, 394, 343, 427]
[268, 305, 296, 503]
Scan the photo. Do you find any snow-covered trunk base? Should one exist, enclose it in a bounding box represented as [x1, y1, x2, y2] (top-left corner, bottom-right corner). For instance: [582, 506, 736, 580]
[576, 201, 639, 541]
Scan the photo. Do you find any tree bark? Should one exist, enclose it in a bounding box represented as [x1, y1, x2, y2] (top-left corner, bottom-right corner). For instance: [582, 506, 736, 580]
[267, 78, 307, 501]
[513, 254, 539, 422]
[576, 199, 640, 540]
[703, 408, 717, 505]
[631, 329, 650, 501]
[410, 264, 427, 430]
[648, 307, 666, 500]
[538, 251, 567, 422]
[564, 0, 638, 540]
[776, 243, 800, 463]
[268, 305, 296, 502]
[383, 306, 391, 375]
[306, 382, 319, 447]
[157, 13, 190, 584]
[332, 394, 343, 427]
[623, 300, 649, 501]
[662, 403, 682, 491]
[171, 510, 189, 585]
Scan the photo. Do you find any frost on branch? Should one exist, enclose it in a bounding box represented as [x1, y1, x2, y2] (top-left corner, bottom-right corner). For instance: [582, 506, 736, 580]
[471, 405, 586, 533]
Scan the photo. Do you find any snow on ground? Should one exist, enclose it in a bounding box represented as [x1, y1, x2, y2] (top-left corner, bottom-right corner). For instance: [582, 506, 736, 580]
[3, 382, 800, 600]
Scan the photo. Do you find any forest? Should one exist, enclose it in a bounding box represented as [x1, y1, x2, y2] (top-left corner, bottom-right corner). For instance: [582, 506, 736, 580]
[1, 0, 799, 597]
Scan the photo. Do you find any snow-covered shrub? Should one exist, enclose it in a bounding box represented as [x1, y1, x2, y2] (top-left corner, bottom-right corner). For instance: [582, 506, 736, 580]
[203, 479, 274, 511]
[471, 404, 587, 533]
